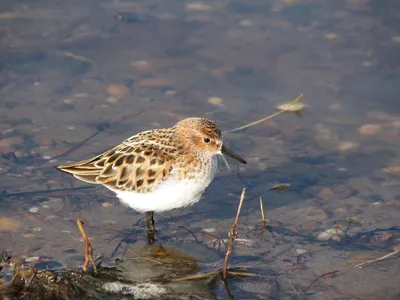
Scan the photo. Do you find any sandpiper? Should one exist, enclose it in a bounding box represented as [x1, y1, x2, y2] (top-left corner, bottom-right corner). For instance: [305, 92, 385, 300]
[57, 117, 247, 240]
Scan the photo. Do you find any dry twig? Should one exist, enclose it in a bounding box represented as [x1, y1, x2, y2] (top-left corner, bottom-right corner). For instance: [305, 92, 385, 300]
[172, 268, 256, 282]
[223, 188, 246, 280]
[260, 196, 265, 221]
[353, 247, 400, 269]
[224, 93, 304, 133]
[304, 270, 340, 293]
[259, 196, 268, 241]
[76, 219, 97, 273]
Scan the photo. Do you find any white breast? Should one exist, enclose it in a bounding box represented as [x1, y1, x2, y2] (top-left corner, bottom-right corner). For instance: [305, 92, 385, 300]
[115, 156, 218, 213]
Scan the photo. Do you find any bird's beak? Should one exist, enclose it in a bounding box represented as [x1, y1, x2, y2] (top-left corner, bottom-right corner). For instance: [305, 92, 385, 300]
[221, 144, 247, 164]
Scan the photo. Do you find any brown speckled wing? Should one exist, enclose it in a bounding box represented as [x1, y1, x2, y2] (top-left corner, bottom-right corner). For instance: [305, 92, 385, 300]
[58, 133, 175, 193]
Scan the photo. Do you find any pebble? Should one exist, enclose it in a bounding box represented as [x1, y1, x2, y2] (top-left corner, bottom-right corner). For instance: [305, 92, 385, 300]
[358, 123, 381, 135]
[329, 104, 341, 111]
[392, 36, 400, 43]
[196, 232, 217, 243]
[235, 238, 256, 247]
[362, 61, 375, 67]
[296, 249, 309, 254]
[63, 99, 74, 104]
[25, 256, 40, 263]
[165, 90, 177, 96]
[107, 83, 130, 98]
[382, 166, 400, 173]
[74, 93, 90, 98]
[317, 227, 344, 241]
[136, 78, 174, 88]
[0, 217, 22, 232]
[325, 33, 338, 39]
[271, 183, 291, 191]
[318, 188, 334, 199]
[29, 207, 39, 213]
[23, 233, 36, 238]
[258, 162, 267, 170]
[106, 96, 119, 104]
[202, 228, 216, 233]
[132, 60, 152, 71]
[338, 141, 358, 152]
[186, 2, 212, 11]
[239, 20, 254, 26]
[207, 97, 224, 106]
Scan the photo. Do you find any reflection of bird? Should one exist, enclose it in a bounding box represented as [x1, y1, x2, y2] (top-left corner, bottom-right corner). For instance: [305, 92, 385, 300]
[107, 245, 216, 299]
[57, 117, 246, 240]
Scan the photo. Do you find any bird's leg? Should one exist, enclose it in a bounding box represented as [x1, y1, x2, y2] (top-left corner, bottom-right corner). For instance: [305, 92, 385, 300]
[146, 211, 156, 231]
[146, 211, 156, 244]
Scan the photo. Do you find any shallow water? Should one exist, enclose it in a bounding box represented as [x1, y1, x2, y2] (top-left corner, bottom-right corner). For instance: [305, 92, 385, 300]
[1, 0, 400, 298]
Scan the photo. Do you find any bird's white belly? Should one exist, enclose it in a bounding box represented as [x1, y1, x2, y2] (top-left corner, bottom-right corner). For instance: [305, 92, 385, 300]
[115, 158, 218, 213]
[116, 179, 209, 213]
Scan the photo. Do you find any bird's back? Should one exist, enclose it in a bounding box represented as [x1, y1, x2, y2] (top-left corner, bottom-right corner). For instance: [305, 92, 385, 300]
[57, 129, 177, 193]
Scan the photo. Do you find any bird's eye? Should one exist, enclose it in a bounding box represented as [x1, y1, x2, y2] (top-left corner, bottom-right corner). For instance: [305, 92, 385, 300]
[204, 137, 211, 143]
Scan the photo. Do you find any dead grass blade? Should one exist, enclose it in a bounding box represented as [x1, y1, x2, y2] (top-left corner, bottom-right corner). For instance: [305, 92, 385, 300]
[224, 93, 304, 133]
[223, 188, 246, 280]
[353, 247, 400, 269]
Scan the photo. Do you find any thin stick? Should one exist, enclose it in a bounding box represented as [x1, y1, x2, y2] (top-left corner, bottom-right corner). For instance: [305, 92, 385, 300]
[54, 50, 96, 66]
[223, 93, 304, 133]
[260, 196, 265, 221]
[172, 271, 219, 282]
[227, 271, 257, 277]
[259, 196, 269, 241]
[223, 188, 246, 280]
[354, 247, 400, 269]
[76, 219, 97, 273]
[304, 270, 340, 293]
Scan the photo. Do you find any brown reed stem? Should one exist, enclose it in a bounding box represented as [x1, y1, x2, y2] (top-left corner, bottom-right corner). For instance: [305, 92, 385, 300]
[223, 188, 246, 280]
[76, 219, 97, 273]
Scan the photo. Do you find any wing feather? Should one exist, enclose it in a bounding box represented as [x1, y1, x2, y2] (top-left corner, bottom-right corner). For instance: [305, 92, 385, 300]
[57, 136, 175, 193]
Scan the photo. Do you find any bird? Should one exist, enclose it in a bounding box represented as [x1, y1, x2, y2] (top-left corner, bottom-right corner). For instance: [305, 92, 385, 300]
[57, 117, 247, 241]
